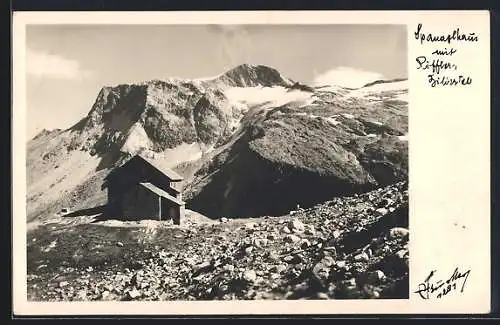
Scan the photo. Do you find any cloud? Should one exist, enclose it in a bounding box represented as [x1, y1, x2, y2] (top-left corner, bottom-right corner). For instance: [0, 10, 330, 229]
[26, 49, 94, 80]
[313, 67, 385, 88]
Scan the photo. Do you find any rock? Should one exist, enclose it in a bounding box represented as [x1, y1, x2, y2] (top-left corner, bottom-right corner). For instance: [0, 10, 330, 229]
[332, 230, 341, 239]
[245, 222, 257, 229]
[59, 281, 69, 288]
[381, 245, 392, 254]
[366, 270, 386, 284]
[316, 292, 330, 299]
[321, 255, 335, 267]
[378, 198, 395, 208]
[36, 264, 48, 270]
[288, 220, 305, 232]
[86, 266, 94, 272]
[101, 290, 111, 300]
[253, 238, 269, 247]
[76, 289, 87, 300]
[267, 251, 280, 261]
[395, 249, 408, 259]
[389, 227, 409, 239]
[242, 270, 257, 283]
[267, 233, 277, 241]
[195, 261, 212, 271]
[312, 262, 330, 279]
[220, 217, 228, 223]
[354, 252, 370, 262]
[286, 254, 303, 264]
[336, 260, 347, 269]
[300, 239, 311, 249]
[116, 241, 124, 247]
[375, 208, 388, 216]
[323, 246, 337, 255]
[282, 226, 292, 234]
[304, 227, 316, 236]
[284, 234, 301, 243]
[128, 288, 141, 299]
[270, 264, 287, 273]
[131, 272, 144, 286]
[244, 246, 254, 255]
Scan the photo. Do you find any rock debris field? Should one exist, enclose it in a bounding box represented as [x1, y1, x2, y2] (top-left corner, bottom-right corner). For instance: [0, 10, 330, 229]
[27, 182, 408, 301]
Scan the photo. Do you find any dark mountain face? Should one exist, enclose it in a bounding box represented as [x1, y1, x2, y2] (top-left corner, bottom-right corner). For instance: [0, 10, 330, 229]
[27, 64, 408, 221]
[184, 91, 408, 218]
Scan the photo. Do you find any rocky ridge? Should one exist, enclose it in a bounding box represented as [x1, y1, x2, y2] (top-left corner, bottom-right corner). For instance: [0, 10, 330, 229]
[27, 63, 408, 222]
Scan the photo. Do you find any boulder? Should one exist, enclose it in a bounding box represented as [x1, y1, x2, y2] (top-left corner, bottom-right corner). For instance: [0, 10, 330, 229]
[389, 227, 409, 239]
[288, 219, 305, 232]
[284, 234, 301, 244]
[242, 270, 257, 283]
[375, 208, 389, 216]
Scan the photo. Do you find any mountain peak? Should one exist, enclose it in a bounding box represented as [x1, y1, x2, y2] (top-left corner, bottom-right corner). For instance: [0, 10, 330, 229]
[215, 64, 293, 88]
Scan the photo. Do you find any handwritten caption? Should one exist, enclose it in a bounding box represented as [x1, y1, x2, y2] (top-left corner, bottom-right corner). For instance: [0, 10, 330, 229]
[414, 267, 471, 299]
[414, 23, 478, 87]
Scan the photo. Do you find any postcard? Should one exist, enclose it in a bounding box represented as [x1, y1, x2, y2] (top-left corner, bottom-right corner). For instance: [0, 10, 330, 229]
[12, 10, 491, 315]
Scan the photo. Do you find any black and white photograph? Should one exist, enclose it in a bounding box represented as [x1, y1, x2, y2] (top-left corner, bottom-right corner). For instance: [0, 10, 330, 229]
[24, 23, 410, 302]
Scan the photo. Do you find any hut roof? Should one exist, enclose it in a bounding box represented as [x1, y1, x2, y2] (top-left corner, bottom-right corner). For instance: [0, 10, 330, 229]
[136, 155, 184, 181]
[140, 182, 185, 206]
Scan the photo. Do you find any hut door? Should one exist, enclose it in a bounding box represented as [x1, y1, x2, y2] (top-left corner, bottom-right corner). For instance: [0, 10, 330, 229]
[160, 198, 171, 222]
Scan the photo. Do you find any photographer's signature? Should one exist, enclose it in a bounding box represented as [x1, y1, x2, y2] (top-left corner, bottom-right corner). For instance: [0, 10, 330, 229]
[414, 267, 471, 299]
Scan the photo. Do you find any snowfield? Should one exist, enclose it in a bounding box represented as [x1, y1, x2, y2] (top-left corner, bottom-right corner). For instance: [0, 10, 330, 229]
[224, 86, 315, 110]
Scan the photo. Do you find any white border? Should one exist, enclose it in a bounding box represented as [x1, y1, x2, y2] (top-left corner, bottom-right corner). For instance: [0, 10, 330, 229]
[12, 10, 491, 315]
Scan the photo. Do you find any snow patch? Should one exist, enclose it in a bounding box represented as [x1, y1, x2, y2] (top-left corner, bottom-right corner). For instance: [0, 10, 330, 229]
[224, 86, 313, 110]
[152, 142, 205, 167]
[121, 124, 152, 154]
[316, 85, 352, 95]
[346, 80, 408, 102]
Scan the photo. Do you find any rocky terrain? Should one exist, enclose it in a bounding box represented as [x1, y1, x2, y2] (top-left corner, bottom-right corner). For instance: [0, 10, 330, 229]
[26, 63, 409, 301]
[27, 182, 408, 301]
[27, 64, 408, 222]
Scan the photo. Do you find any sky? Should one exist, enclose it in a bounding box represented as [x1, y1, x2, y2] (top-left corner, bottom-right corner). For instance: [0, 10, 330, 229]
[26, 24, 407, 139]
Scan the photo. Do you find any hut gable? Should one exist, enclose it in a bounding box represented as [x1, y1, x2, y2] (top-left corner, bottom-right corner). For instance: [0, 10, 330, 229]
[105, 154, 185, 224]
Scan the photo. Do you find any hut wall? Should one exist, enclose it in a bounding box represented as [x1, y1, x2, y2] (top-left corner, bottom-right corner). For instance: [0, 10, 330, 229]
[122, 185, 159, 220]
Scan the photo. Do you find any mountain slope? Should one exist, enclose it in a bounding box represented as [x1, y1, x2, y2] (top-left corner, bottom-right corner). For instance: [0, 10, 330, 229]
[27, 64, 407, 222]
